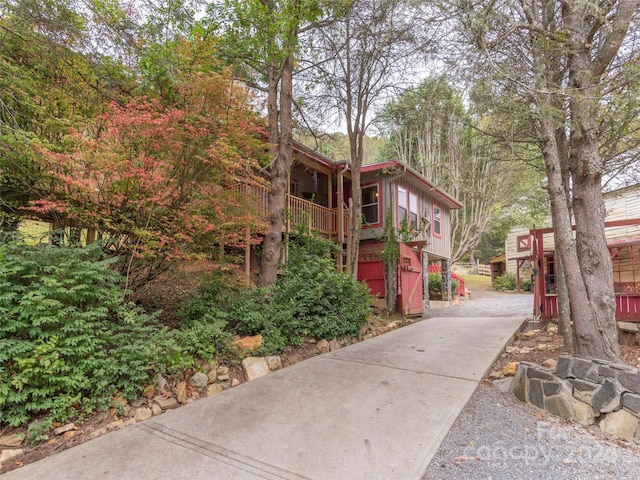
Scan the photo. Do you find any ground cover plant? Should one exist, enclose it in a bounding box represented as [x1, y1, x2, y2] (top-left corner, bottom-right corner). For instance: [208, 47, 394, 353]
[0, 231, 371, 428]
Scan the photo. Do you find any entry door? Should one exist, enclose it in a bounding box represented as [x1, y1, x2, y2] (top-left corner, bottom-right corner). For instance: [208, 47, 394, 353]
[398, 243, 423, 316]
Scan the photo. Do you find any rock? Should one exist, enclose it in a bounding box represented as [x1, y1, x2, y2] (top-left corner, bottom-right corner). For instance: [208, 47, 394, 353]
[231, 334, 264, 352]
[190, 372, 209, 389]
[573, 400, 598, 427]
[109, 394, 128, 410]
[591, 378, 622, 413]
[231, 378, 240, 387]
[155, 374, 168, 391]
[503, 362, 519, 377]
[0, 434, 24, 448]
[510, 364, 527, 402]
[62, 431, 77, 441]
[600, 409, 640, 439]
[523, 331, 537, 338]
[622, 392, 640, 415]
[488, 371, 502, 380]
[547, 323, 559, 335]
[206, 384, 224, 397]
[106, 420, 125, 431]
[316, 339, 330, 354]
[544, 388, 573, 420]
[151, 403, 162, 416]
[265, 355, 282, 371]
[123, 418, 137, 427]
[154, 395, 178, 411]
[134, 407, 153, 422]
[175, 381, 188, 404]
[537, 336, 553, 343]
[514, 332, 526, 341]
[217, 365, 230, 381]
[0, 448, 24, 468]
[529, 379, 545, 409]
[555, 355, 573, 379]
[53, 423, 76, 436]
[131, 398, 145, 408]
[505, 346, 520, 354]
[619, 372, 640, 393]
[207, 368, 218, 383]
[527, 367, 554, 381]
[143, 385, 156, 399]
[541, 359, 557, 369]
[329, 339, 341, 351]
[536, 344, 548, 351]
[90, 427, 107, 439]
[242, 357, 270, 381]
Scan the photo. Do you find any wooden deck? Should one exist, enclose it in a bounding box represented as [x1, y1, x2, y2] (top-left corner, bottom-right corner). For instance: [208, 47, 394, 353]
[230, 184, 347, 238]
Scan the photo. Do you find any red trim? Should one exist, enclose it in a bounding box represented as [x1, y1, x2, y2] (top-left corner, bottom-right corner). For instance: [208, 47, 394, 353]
[433, 204, 442, 238]
[362, 161, 462, 209]
[361, 181, 382, 228]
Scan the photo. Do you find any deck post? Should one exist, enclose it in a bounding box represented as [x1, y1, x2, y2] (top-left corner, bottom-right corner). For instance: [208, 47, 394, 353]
[441, 259, 452, 302]
[422, 249, 430, 316]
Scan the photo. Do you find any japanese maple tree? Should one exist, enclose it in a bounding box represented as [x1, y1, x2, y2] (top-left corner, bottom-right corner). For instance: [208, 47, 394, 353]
[31, 70, 267, 288]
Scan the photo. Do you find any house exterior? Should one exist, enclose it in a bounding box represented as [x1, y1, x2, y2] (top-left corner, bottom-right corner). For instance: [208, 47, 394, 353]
[503, 184, 640, 320]
[237, 147, 462, 316]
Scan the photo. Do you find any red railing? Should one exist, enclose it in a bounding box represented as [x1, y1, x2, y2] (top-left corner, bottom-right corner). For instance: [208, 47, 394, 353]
[229, 184, 346, 237]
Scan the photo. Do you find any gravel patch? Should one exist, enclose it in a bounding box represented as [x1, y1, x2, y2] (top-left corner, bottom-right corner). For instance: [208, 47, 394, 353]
[427, 291, 533, 318]
[423, 383, 640, 480]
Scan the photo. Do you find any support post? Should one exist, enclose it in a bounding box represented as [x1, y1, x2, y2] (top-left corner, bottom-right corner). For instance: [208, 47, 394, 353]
[441, 258, 452, 302]
[422, 249, 430, 317]
[245, 228, 251, 278]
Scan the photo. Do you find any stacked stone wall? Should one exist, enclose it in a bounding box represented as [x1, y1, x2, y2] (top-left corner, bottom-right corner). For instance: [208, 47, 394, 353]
[511, 354, 640, 443]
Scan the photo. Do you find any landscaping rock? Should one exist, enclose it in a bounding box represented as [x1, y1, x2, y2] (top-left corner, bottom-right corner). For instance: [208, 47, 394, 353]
[591, 378, 622, 413]
[573, 401, 598, 426]
[503, 361, 518, 377]
[109, 394, 127, 410]
[555, 355, 572, 379]
[134, 407, 153, 422]
[619, 372, 640, 393]
[547, 323, 558, 335]
[242, 357, 270, 381]
[175, 381, 188, 404]
[0, 435, 24, 448]
[206, 384, 224, 397]
[151, 403, 162, 416]
[207, 368, 218, 383]
[599, 409, 639, 439]
[154, 395, 178, 411]
[329, 339, 340, 351]
[62, 431, 77, 441]
[541, 358, 557, 369]
[622, 392, 640, 415]
[231, 334, 264, 353]
[529, 379, 545, 409]
[0, 448, 24, 468]
[53, 423, 76, 436]
[217, 365, 230, 381]
[143, 385, 156, 399]
[316, 339, 330, 354]
[265, 355, 282, 371]
[90, 427, 107, 439]
[106, 420, 125, 431]
[190, 372, 208, 389]
[231, 378, 240, 387]
[509, 364, 527, 402]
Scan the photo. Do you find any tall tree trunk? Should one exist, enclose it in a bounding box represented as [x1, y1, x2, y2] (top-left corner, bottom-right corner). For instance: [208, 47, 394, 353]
[260, 55, 295, 287]
[564, 5, 620, 360]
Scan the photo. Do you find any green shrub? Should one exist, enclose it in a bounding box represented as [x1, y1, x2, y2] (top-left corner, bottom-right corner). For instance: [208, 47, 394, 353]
[428, 272, 458, 298]
[0, 240, 180, 427]
[269, 235, 370, 344]
[494, 273, 517, 291]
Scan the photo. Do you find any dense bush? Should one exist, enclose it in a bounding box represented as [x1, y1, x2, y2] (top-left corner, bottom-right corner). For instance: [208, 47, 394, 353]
[0, 240, 181, 427]
[494, 273, 517, 291]
[427, 272, 458, 298]
[270, 235, 371, 344]
[180, 233, 371, 354]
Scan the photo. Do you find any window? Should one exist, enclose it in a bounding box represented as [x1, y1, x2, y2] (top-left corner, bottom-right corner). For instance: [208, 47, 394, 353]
[398, 186, 408, 225]
[517, 235, 531, 252]
[433, 205, 441, 237]
[361, 183, 380, 226]
[397, 186, 419, 229]
[409, 192, 418, 230]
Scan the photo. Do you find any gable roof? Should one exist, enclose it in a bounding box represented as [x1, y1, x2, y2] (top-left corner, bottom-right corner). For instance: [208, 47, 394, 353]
[361, 160, 463, 210]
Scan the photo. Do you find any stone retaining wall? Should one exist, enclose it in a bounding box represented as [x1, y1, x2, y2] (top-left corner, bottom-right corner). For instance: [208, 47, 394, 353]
[510, 354, 640, 443]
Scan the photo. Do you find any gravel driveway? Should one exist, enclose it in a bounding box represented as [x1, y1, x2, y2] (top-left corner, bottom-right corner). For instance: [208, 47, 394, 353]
[422, 289, 640, 480]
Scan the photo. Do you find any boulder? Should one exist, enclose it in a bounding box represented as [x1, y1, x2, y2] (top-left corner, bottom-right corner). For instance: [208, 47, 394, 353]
[599, 409, 639, 439]
[316, 339, 330, 354]
[242, 357, 270, 381]
[231, 334, 264, 352]
[190, 372, 209, 390]
[266, 355, 283, 371]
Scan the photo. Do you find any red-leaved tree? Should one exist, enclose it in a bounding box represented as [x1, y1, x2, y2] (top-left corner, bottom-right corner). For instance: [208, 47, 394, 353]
[30, 71, 267, 288]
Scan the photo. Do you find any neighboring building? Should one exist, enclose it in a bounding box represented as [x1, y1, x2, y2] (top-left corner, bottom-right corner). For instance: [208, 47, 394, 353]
[237, 148, 462, 316]
[503, 184, 640, 320]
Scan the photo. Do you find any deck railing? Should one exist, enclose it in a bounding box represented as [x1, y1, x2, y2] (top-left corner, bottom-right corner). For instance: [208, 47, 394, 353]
[230, 184, 344, 237]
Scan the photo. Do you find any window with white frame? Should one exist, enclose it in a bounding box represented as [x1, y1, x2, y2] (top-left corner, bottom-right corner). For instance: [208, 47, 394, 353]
[361, 183, 380, 225]
[398, 186, 419, 229]
[433, 205, 441, 237]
